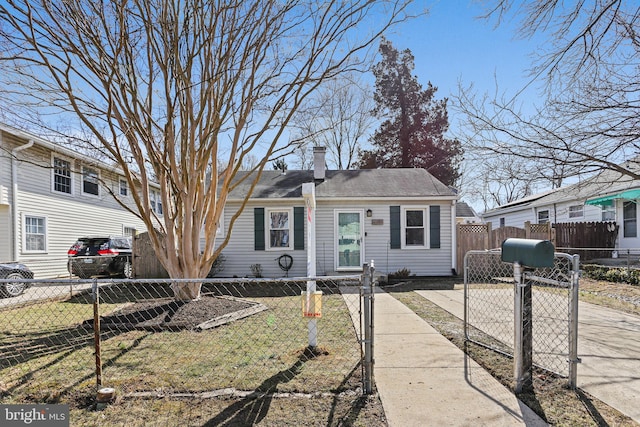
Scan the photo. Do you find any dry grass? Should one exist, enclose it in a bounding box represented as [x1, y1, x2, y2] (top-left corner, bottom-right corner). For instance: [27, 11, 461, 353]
[0, 290, 387, 426]
[386, 277, 640, 427]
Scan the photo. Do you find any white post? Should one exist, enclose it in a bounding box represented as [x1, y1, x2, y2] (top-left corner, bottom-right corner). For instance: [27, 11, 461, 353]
[302, 182, 317, 347]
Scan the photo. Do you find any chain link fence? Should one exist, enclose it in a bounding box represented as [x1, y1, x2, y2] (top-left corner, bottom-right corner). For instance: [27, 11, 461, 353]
[0, 274, 372, 425]
[464, 250, 580, 386]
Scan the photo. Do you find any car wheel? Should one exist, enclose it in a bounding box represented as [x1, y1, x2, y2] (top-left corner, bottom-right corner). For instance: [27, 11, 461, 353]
[1, 272, 28, 297]
[123, 260, 132, 279]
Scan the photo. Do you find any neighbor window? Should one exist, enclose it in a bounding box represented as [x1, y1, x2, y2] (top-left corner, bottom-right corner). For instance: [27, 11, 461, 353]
[150, 189, 163, 215]
[24, 215, 46, 252]
[623, 201, 637, 238]
[602, 202, 616, 221]
[53, 157, 72, 194]
[123, 226, 136, 237]
[568, 204, 584, 219]
[403, 208, 426, 247]
[499, 218, 505, 228]
[119, 179, 128, 197]
[82, 166, 99, 196]
[267, 208, 292, 249]
[538, 210, 549, 224]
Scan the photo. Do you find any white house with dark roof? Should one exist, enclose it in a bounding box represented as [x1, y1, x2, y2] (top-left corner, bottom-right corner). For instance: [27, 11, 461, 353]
[213, 147, 459, 278]
[481, 160, 640, 251]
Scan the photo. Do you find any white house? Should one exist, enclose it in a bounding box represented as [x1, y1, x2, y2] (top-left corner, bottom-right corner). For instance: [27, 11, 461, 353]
[213, 147, 459, 278]
[481, 163, 640, 251]
[0, 124, 153, 278]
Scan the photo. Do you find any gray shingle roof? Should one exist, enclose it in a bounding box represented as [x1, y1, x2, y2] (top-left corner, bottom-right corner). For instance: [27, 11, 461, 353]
[227, 169, 455, 200]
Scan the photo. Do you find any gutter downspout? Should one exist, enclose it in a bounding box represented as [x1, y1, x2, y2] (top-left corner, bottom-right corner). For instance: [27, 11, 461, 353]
[11, 138, 35, 261]
[451, 200, 457, 275]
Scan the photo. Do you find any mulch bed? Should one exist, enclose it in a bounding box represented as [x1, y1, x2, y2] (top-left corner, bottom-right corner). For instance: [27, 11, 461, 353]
[90, 295, 263, 331]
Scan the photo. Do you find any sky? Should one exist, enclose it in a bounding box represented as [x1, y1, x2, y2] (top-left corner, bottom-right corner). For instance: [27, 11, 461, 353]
[378, 0, 547, 211]
[384, 0, 543, 130]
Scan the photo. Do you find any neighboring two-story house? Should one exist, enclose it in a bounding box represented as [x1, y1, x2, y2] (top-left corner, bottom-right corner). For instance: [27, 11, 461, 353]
[0, 124, 153, 278]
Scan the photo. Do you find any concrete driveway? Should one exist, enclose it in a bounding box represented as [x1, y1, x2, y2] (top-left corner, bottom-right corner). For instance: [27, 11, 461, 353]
[416, 289, 640, 424]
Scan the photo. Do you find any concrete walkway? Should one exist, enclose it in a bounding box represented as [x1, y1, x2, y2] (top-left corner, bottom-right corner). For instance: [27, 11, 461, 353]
[418, 289, 640, 424]
[372, 290, 547, 426]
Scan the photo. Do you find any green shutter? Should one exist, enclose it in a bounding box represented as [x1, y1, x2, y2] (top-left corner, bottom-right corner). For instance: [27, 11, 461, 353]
[254, 208, 265, 251]
[430, 205, 440, 249]
[390, 206, 400, 249]
[294, 207, 304, 250]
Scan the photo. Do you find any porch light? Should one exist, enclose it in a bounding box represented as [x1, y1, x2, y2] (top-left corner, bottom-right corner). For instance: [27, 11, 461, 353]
[366, 209, 373, 218]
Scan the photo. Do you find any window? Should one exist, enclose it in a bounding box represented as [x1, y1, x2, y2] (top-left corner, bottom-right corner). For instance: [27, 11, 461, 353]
[123, 226, 136, 237]
[150, 189, 163, 215]
[403, 208, 426, 248]
[53, 157, 72, 194]
[538, 210, 549, 224]
[119, 179, 128, 197]
[23, 215, 46, 252]
[267, 208, 292, 249]
[499, 217, 505, 228]
[602, 202, 616, 221]
[568, 205, 584, 219]
[623, 201, 637, 238]
[82, 166, 100, 196]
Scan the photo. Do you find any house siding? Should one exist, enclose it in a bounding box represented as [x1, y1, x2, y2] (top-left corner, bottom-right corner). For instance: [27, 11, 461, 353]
[1, 130, 150, 278]
[215, 199, 453, 278]
[484, 208, 533, 229]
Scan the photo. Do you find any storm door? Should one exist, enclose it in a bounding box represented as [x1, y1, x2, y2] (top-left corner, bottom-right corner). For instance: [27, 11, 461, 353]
[335, 210, 363, 270]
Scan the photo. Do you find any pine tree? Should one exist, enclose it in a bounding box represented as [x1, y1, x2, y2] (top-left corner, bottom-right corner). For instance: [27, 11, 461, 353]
[359, 38, 462, 187]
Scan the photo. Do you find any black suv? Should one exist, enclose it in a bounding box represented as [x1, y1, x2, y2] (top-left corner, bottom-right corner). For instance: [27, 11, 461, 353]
[67, 236, 133, 279]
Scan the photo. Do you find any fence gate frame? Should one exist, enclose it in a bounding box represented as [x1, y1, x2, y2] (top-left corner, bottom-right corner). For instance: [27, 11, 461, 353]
[463, 249, 580, 389]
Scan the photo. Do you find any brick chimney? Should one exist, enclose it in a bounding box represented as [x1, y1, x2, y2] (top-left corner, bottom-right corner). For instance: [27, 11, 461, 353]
[313, 146, 326, 181]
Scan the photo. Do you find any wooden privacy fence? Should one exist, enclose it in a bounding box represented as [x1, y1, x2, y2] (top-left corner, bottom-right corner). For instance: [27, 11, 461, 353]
[132, 231, 170, 278]
[456, 222, 552, 274]
[554, 221, 618, 260]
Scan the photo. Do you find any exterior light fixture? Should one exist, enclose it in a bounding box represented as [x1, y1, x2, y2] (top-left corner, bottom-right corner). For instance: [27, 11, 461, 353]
[366, 209, 373, 218]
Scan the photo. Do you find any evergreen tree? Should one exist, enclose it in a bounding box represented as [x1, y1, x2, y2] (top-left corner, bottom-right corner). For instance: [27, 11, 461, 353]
[359, 38, 462, 186]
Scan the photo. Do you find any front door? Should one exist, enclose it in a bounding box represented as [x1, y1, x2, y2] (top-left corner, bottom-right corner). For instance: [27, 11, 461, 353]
[336, 210, 363, 271]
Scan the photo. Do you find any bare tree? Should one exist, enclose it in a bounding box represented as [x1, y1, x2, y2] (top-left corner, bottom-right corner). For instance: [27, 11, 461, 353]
[456, 0, 640, 205]
[0, 0, 412, 300]
[291, 73, 375, 170]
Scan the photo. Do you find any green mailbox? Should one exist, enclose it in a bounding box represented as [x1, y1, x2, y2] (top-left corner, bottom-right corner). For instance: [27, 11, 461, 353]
[501, 238, 555, 268]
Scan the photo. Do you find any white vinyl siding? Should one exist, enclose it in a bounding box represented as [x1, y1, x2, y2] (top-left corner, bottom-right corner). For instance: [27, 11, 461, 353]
[0, 136, 153, 278]
[215, 200, 453, 278]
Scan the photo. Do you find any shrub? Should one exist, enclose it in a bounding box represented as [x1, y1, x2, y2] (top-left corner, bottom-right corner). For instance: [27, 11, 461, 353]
[389, 268, 412, 279]
[207, 254, 226, 277]
[582, 264, 640, 285]
[250, 264, 263, 278]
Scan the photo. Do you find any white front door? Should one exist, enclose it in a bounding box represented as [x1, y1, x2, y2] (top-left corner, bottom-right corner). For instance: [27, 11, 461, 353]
[335, 210, 363, 271]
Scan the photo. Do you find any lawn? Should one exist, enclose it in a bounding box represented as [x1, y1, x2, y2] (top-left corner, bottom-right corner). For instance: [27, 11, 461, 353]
[0, 283, 386, 426]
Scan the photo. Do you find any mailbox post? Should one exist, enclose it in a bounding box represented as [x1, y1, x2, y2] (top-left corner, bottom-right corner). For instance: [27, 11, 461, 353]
[501, 238, 555, 393]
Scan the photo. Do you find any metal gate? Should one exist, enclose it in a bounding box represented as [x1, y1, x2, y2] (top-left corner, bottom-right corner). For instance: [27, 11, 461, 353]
[463, 250, 580, 387]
